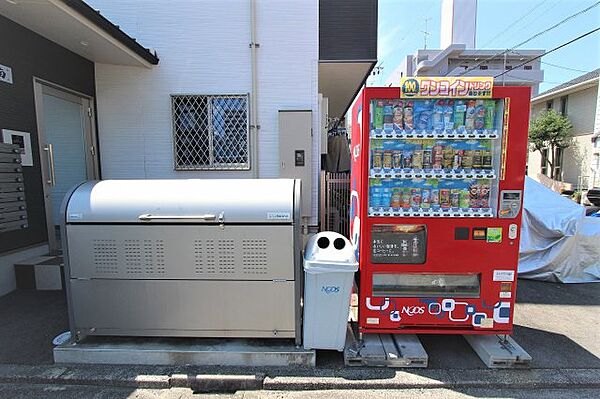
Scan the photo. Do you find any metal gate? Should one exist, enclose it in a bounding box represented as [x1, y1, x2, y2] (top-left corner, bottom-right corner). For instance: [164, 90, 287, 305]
[320, 171, 350, 237]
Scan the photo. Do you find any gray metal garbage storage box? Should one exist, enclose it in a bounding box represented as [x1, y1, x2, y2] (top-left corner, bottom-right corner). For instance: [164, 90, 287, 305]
[61, 179, 303, 344]
[303, 232, 358, 351]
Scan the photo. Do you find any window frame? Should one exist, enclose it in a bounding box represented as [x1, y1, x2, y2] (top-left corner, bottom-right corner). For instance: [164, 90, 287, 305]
[559, 96, 568, 116]
[171, 94, 250, 171]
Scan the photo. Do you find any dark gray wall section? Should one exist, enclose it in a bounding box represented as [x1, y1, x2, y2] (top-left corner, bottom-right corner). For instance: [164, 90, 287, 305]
[0, 15, 95, 253]
[319, 0, 378, 61]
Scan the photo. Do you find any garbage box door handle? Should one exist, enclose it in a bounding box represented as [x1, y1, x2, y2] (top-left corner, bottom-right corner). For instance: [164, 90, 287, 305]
[138, 214, 217, 221]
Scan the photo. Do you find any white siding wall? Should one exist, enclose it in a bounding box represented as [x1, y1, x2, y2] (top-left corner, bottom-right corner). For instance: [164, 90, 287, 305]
[86, 0, 319, 223]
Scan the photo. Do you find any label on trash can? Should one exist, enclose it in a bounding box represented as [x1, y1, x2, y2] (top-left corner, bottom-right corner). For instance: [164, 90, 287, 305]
[321, 285, 340, 294]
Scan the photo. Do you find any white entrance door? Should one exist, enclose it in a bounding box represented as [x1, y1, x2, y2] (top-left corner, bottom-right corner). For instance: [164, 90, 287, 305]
[35, 82, 98, 251]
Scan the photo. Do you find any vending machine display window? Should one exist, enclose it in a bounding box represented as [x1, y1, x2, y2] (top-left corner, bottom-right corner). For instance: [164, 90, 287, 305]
[367, 98, 505, 218]
[372, 273, 481, 298]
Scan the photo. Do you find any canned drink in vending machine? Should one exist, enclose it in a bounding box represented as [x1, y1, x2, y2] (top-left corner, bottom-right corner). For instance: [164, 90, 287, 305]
[381, 184, 392, 208]
[374, 100, 384, 130]
[393, 101, 404, 129]
[433, 145, 444, 169]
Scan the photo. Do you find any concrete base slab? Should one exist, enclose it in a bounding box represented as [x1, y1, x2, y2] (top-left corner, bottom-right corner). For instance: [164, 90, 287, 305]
[344, 325, 428, 368]
[54, 337, 315, 367]
[464, 334, 532, 368]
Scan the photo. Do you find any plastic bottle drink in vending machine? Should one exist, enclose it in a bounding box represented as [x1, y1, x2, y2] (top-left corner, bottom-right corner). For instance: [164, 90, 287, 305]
[431, 189, 440, 208]
[443, 146, 454, 169]
[393, 101, 404, 129]
[404, 101, 414, 130]
[453, 150, 463, 169]
[469, 183, 480, 208]
[482, 150, 492, 169]
[465, 100, 477, 130]
[453, 100, 466, 130]
[459, 189, 470, 209]
[432, 100, 445, 130]
[440, 189, 451, 208]
[480, 183, 490, 208]
[383, 102, 394, 130]
[423, 148, 433, 169]
[391, 187, 402, 208]
[462, 150, 473, 169]
[402, 150, 413, 169]
[433, 144, 444, 169]
[392, 150, 403, 170]
[484, 100, 496, 130]
[372, 150, 383, 169]
[444, 100, 454, 130]
[421, 188, 431, 208]
[383, 150, 393, 170]
[381, 183, 392, 208]
[374, 100, 384, 130]
[472, 150, 482, 169]
[412, 148, 424, 169]
[401, 188, 411, 208]
[450, 189, 460, 208]
[411, 188, 422, 208]
[474, 100, 486, 130]
[370, 184, 382, 208]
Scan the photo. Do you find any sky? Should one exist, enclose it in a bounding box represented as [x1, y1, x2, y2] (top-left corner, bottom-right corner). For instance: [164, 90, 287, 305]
[372, 0, 600, 93]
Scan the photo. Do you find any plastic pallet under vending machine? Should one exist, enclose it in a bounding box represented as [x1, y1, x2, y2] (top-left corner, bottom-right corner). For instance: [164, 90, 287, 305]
[349, 77, 531, 336]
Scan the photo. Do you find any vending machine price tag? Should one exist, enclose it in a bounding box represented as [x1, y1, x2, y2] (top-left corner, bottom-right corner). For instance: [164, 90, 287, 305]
[371, 224, 427, 264]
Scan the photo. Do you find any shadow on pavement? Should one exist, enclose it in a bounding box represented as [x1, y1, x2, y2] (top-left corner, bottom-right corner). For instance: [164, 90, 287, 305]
[516, 278, 600, 306]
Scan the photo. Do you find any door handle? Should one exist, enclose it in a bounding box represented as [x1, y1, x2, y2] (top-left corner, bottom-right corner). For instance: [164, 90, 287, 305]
[43, 144, 56, 187]
[138, 214, 217, 221]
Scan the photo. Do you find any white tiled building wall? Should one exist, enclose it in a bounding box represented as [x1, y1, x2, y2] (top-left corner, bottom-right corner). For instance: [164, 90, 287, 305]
[85, 0, 320, 224]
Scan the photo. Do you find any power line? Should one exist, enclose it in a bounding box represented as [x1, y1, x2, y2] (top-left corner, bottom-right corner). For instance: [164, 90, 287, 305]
[494, 27, 600, 79]
[458, 1, 600, 76]
[541, 61, 592, 73]
[480, 0, 550, 48]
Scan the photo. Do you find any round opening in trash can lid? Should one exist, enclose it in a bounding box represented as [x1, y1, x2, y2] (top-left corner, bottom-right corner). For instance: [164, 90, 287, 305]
[333, 238, 346, 250]
[317, 236, 330, 249]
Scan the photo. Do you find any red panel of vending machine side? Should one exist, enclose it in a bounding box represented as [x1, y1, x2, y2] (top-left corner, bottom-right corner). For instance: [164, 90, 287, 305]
[351, 80, 531, 335]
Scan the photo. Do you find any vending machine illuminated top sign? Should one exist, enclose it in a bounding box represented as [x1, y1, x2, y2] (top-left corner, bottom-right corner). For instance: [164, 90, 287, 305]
[400, 77, 494, 99]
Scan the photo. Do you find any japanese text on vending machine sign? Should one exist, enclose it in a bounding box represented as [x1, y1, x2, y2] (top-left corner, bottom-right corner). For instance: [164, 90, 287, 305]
[400, 77, 494, 99]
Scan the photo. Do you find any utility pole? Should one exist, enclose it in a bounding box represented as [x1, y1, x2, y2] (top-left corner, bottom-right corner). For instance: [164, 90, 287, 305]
[422, 17, 432, 49]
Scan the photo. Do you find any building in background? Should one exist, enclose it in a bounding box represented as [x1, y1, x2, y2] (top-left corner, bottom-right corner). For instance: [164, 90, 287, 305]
[528, 69, 600, 190]
[0, 0, 377, 295]
[386, 0, 544, 95]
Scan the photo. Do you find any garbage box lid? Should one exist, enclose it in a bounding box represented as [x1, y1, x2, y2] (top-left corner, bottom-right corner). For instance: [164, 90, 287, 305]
[304, 232, 358, 273]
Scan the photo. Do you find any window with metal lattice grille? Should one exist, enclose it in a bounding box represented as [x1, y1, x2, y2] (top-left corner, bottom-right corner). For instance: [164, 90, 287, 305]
[171, 94, 250, 170]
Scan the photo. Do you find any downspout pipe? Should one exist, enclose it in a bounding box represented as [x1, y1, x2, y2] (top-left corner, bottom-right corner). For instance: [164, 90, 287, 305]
[250, 0, 259, 178]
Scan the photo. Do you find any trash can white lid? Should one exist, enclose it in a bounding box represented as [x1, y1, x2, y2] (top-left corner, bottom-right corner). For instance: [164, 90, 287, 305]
[304, 232, 358, 273]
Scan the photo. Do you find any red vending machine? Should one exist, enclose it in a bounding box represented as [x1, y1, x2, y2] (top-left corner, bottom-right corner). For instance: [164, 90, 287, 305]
[349, 77, 530, 335]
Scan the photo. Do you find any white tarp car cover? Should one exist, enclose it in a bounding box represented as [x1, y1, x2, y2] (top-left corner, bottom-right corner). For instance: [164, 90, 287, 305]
[518, 177, 600, 283]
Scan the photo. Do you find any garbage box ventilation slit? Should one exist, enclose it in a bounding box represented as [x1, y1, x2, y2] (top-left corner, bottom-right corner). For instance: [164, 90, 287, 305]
[61, 179, 303, 344]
